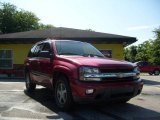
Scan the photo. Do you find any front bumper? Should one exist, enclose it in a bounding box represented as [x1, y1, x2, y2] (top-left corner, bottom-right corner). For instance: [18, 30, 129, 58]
[71, 79, 143, 103]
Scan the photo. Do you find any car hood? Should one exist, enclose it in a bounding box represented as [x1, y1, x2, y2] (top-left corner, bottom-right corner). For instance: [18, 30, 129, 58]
[58, 56, 135, 69]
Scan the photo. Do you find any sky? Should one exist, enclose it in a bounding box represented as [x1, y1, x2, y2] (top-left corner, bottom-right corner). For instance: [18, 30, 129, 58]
[1, 0, 160, 46]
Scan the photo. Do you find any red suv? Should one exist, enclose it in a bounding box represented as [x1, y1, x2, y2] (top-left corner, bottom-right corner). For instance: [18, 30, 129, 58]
[135, 61, 160, 75]
[24, 39, 143, 110]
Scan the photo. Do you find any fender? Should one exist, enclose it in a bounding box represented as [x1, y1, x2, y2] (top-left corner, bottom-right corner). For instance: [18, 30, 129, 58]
[52, 64, 77, 84]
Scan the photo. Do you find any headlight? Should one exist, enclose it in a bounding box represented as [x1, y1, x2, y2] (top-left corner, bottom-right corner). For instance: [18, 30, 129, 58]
[133, 66, 140, 79]
[134, 67, 140, 73]
[79, 67, 101, 81]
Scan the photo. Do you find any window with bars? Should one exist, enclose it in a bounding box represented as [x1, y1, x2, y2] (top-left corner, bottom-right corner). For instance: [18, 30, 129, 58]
[0, 50, 13, 69]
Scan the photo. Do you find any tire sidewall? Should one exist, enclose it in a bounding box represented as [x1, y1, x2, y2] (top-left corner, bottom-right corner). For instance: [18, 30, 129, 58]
[154, 70, 160, 75]
[25, 72, 36, 92]
[54, 76, 72, 111]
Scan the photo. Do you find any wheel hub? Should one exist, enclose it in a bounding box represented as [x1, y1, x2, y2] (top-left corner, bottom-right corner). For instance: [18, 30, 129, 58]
[57, 83, 67, 104]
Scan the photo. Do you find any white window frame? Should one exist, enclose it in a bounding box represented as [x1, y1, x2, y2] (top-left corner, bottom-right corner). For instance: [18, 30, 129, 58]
[0, 49, 13, 69]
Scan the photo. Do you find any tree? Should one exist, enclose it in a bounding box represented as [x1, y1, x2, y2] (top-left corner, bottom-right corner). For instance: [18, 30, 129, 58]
[136, 40, 153, 62]
[152, 27, 160, 65]
[124, 40, 153, 63]
[124, 27, 160, 65]
[130, 46, 137, 62]
[124, 47, 130, 61]
[124, 46, 137, 62]
[86, 29, 95, 31]
[0, 3, 17, 33]
[38, 23, 54, 30]
[0, 2, 54, 33]
[14, 10, 40, 32]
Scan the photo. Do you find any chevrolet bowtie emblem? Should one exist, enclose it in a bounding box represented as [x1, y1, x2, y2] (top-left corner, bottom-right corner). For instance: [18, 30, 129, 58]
[117, 73, 123, 78]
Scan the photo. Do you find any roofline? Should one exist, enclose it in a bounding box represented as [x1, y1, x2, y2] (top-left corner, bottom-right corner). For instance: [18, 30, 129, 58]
[0, 27, 137, 46]
[0, 37, 136, 46]
[0, 27, 136, 39]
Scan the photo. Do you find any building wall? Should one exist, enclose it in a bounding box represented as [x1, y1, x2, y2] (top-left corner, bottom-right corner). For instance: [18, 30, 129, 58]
[93, 44, 124, 60]
[0, 44, 33, 64]
[0, 44, 33, 77]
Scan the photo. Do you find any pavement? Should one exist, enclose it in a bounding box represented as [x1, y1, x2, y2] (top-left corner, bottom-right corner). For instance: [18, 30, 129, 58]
[0, 75, 160, 120]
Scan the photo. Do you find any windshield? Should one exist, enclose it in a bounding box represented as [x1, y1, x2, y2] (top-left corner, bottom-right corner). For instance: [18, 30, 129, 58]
[55, 41, 105, 58]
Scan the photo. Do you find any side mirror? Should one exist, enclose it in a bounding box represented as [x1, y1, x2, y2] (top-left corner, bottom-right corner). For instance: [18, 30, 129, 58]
[39, 51, 50, 58]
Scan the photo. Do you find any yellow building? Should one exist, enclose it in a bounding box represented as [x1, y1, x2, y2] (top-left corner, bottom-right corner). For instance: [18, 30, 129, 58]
[0, 27, 136, 78]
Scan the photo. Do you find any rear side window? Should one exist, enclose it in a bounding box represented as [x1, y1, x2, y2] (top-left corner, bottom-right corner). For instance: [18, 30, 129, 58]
[34, 44, 43, 55]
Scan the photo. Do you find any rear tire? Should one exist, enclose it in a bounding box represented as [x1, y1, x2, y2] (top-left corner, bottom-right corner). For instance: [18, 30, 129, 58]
[25, 72, 36, 93]
[54, 76, 73, 111]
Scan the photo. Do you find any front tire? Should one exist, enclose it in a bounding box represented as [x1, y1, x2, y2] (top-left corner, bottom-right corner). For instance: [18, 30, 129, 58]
[54, 76, 73, 111]
[25, 72, 36, 93]
[154, 70, 160, 75]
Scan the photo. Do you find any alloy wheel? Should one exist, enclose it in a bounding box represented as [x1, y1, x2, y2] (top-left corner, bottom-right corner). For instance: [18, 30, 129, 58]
[56, 82, 67, 105]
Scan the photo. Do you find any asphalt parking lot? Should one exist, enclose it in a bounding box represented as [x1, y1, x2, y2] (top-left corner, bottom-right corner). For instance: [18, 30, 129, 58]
[0, 75, 160, 120]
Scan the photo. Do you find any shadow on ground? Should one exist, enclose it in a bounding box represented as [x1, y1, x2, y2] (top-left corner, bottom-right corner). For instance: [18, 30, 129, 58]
[24, 88, 58, 111]
[24, 88, 160, 120]
[142, 79, 160, 85]
[0, 78, 25, 82]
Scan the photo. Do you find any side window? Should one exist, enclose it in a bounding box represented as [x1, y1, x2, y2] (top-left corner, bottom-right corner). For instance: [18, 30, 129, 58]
[42, 43, 51, 52]
[28, 45, 37, 57]
[35, 44, 43, 53]
[38, 43, 51, 58]
[144, 62, 148, 65]
[28, 42, 52, 58]
[139, 62, 144, 66]
[137, 62, 143, 66]
[139, 61, 148, 66]
[28, 44, 43, 57]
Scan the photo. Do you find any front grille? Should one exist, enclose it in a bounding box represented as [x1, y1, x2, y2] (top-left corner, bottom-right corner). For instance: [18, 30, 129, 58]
[100, 68, 133, 73]
[100, 68, 135, 82]
[101, 76, 135, 82]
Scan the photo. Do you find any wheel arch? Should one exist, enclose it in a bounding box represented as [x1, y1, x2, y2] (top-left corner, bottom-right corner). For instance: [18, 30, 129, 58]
[52, 65, 73, 88]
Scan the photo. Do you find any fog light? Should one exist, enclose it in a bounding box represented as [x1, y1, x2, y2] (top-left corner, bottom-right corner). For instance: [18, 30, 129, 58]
[86, 89, 94, 94]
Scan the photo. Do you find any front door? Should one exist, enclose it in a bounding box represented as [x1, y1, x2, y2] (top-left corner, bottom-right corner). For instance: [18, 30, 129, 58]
[38, 42, 53, 88]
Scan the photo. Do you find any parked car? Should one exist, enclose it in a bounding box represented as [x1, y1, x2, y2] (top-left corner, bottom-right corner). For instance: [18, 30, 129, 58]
[135, 61, 160, 75]
[24, 39, 143, 111]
